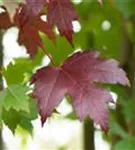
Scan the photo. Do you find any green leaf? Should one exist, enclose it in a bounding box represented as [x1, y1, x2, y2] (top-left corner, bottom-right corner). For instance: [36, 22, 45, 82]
[114, 137, 135, 150]
[3, 108, 20, 133]
[109, 122, 128, 138]
[26, 98, 38, 120]
[114, 0, 135, 18]
[122, 100, 135, 123]
[2, 98, 38, 134]
[66, 112, 77, 120]
[107, 85, 135, 123]
[0, 84, 30, 112]
[19, 118, 33, 135]
[0, 90, 6, 127]
[41, 35, 74, 66]
[31, 50, 44, 68]
[3, 58, 32, 85]
[75, 1, 122, 60]
[4, 52, 44, 85]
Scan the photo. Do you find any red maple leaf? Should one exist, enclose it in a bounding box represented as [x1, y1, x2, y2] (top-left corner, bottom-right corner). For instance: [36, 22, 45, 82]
[13, 4, 55, 58]
[31, 51, 129, 131]
[0, 6, 12, 30]
[47, 0, 78, 43]
[26, 0, 47, 16]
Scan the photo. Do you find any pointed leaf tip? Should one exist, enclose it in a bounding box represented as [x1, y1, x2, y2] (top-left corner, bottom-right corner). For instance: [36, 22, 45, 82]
[32, 50, 129, 131]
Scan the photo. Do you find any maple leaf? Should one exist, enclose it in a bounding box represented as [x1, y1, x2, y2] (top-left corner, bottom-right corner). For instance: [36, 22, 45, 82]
[2, 98, 38, 134]
[13, 4, 55, 58]
[31, 67, 73, 124]
[31, 51, 129, 131]
[26, 0, 47, 16]
[0, 84, 30, 113]
[70, 84, 112, 131]
[47, 0, 78, 43]
[0, 6, 12, 30]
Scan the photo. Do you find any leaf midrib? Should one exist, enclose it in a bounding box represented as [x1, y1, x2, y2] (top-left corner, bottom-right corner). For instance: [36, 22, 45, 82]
[7, 87, 20, 102]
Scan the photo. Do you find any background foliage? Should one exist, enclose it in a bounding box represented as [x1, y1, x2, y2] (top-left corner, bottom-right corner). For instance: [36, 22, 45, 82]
[0, 0, 135, 149]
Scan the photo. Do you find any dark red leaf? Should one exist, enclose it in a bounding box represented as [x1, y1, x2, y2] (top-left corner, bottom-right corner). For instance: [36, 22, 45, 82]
[0, 6, 12, 30]
[31, 67, 73, 124]
[47, 0, 78, 42]
[31, 50, 129, 131]
[26, 0, 47, 16]
[35, 17, 56, 42]
[13, 4, 55, 58]
[70, 83, 112, 131]
[63, 51, 129, 85]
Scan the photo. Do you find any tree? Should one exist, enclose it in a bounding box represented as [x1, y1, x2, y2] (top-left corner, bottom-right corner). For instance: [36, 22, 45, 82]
[0, 0, 134, 149]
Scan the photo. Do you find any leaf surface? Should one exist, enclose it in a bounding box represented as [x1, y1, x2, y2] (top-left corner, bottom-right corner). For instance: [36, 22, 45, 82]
[0, 6, 12, 30]
[0, 84, 30, 112]
[26, 0, 47, 16]
[3, 99, 37, 134]
[47, 0, 78, 42]
[31, 67, 73, 124]
[3, 58, 32, 85]
[32, 51, 129, 131]
[13, 4, 55, 58]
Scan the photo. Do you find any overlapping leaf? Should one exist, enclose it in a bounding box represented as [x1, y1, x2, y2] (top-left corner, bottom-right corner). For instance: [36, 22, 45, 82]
[2, 98, 38, 133]
[13, 4, 55, 58]
[3, 58, 32, 85]
[0, 83, 38, 133]
[0, 0, 130, 133]
[0, 84, 30, 112]
[31, 50, 129, 131]
[47, 0, 78, 42]
[26, 0, 78, 43]
[1, 0, 78, 57]
[1, 3, 55, 58]
[0, 6, 12, 30]
[26, 0, 47, 16]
